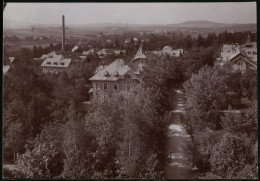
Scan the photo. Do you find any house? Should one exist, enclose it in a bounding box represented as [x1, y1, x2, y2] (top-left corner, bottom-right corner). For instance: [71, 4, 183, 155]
[152, 46, 184, 57]
[162, 46, 173, 54]
[3, 65, 10, 75]
[97, 49, 107, 59]
[72, 46, 79, 53]
[89, 44, 146, 103]
[3, 56, 16, 74]
[227, 52, 257, 72]
[41, 52, 71, 74]
[221, 44, 242, 62]
[107, 39, 113, 43]
[82, 49, 95, 56]
[120, 50, 126, 55]
[220, 35, 257, 72]
[114, 50, 121, 56]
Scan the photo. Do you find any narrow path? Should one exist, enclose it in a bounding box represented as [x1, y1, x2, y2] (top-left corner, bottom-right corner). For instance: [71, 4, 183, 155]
[164, 89, 197, 178]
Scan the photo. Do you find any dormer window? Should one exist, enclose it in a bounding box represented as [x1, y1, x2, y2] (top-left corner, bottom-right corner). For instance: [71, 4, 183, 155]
[54, 62, 58, 65]
[125, 74, 132, 79]
[104, 71, 109, 77]
[114, 71, 119, 77]
[47, 62, 51, 65]
[60, 62, 65, 65]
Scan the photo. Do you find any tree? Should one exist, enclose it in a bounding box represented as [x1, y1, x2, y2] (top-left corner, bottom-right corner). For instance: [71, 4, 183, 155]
[4, 121, 26, 161]
[16, 142, 64, 178]
[16, 121, 65, 178]
[183, 65, 229, 129]
[197, 34, 205, 47]
[32, 45, 38, 58]
[210, 133, 247, 178]
[115, 38, 120, 48]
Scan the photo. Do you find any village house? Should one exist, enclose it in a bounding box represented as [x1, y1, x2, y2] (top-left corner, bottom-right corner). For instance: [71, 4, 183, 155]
[114, 50, 126, 57]
[41, 51, 71, 74]
[89, 44, 146, 103]
[151, 46, 184, 57]
[3, 56, 16, 75]
[220, 35, 257, 72]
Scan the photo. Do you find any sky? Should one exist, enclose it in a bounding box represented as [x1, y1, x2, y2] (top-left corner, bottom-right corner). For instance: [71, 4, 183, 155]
[3, 2, 257, 25]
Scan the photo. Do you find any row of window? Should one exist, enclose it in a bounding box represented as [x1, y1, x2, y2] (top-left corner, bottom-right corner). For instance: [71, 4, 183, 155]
[95, 82, 131, 92]
[46, 62, 65, 65]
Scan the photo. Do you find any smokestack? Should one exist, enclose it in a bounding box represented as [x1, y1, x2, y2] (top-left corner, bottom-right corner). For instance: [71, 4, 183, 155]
[62, 15, 65, 51]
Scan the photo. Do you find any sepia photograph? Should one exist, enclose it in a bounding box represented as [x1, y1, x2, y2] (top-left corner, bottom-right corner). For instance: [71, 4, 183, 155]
[2, 1, 258, 179]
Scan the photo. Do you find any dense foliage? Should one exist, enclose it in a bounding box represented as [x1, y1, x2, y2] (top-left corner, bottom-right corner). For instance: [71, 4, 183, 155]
[182, 62, 257, 178]
[3, 30, 257, 179]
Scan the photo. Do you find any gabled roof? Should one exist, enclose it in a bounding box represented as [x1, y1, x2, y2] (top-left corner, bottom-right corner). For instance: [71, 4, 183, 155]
[229, 52, 257, 68]
[41, 56, 71, 68]
[3, 65, 10, 75]
[89, 59, 144, 82]
[114, 50, 121, 55]
[82, 49, 94, 56]
[162, 46, 173, 53]
[89, 59, 130, 81]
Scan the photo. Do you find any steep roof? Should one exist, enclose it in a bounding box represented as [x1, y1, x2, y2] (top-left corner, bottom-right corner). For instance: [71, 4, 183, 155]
[41, 55, 71, 68]
[162, 46, 173, 53]
[89, 59, 144, 82]
[3, 65, 10, 75]
[229, 52, 257, 68]
[89, 59, 130, 81]
[134, 44, 146, 59]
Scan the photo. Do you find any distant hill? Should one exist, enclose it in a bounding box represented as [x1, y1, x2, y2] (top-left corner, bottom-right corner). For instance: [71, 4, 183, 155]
[171, 20, 228, 28]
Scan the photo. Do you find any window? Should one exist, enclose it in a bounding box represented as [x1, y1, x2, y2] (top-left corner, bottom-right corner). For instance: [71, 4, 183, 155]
[47, 62, 51, 65]
[125, 74, 132, 79]
[104, 71, 109, 77]
[96, 82, 99, 89]
[114, 83, 118, 91]
[126, 83, 131, 92]
[104, 83, 108, 90]
[54, 62, 58, 65]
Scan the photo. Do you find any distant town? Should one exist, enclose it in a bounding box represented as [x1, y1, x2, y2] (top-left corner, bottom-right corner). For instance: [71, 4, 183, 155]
[3, 5, 258, 180]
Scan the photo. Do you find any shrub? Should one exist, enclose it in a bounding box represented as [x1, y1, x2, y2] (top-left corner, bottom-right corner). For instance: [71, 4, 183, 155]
[16, 142, 64, 178]
[210, 133, 247, 177]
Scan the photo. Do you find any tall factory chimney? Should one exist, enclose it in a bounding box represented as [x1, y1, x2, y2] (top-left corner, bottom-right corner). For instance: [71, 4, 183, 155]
[62, 15, 65, 51]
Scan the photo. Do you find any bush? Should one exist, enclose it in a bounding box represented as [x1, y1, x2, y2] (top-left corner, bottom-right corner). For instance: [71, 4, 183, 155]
[184, 130, 218, 172]
[210, 133, 247, 177]
[221, 103, 257, 140]
[16, 142, 64, 178]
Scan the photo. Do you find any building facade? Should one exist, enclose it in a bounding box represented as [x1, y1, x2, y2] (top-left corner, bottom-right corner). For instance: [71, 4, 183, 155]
[220, 35, 257, 72]
[41, 52, 71, 74]
[89, 45, 146, 103]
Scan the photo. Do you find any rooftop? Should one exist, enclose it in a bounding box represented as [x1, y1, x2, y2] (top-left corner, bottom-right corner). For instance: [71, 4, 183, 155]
[89, 59, 130, 81]
[41, 54, 71, 68]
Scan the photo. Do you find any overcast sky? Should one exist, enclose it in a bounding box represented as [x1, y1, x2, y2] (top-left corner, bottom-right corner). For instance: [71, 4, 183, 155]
[3, 2, 257, 25]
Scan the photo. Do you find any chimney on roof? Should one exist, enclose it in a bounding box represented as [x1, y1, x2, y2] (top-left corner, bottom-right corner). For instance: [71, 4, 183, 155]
[62, 15, 65, 51]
